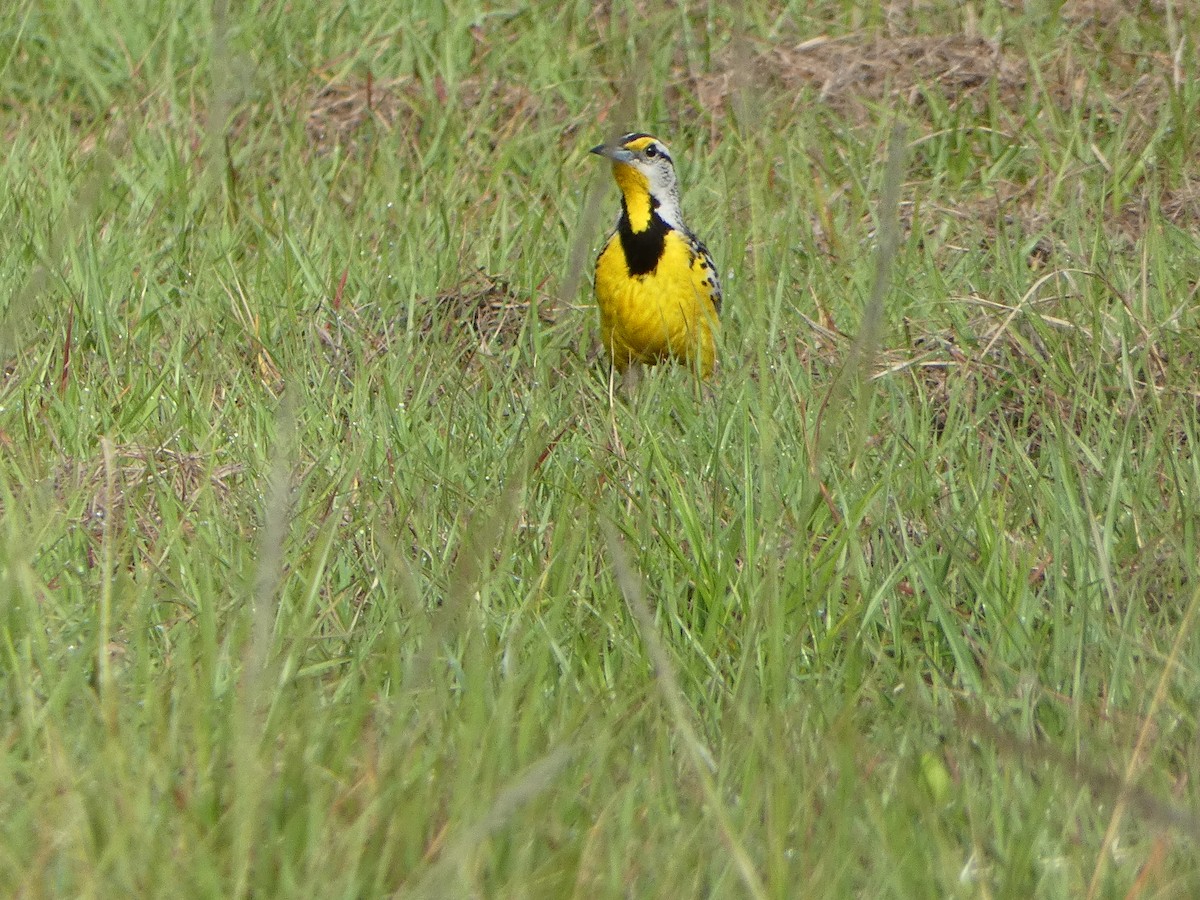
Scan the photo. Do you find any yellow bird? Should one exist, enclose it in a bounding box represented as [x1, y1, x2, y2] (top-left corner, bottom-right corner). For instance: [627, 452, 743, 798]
[591, 133, 722, 379]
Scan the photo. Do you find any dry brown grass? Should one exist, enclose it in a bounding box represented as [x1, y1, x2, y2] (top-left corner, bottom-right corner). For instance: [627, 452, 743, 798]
[305, 69, 570, 159]
[44, 445, 247, 555]
[423, 269, 552, 353]
[686, 32, 1026, 125]
[309, 268, 551, 384]
[305, 72, 419, 156]
[1119, 179, 1200, 239]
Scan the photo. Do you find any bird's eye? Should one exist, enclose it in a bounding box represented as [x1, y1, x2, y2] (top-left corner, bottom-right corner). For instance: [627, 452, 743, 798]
[645, 145, 659, 158]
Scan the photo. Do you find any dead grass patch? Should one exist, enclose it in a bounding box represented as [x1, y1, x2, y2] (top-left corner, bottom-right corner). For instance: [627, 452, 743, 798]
[305, 73, 418, 156]
[693, 12, 1182, 125]
[421, 269, 551, 355]
[921, 185, 1058, 269]
[692, 34, 1030, 122]
[872, 291, 1198, 460]
[889, 313, 1062, 454]
[304, 69, 568, 158]
[310, 269, 551, 389]
[49, 445, 246, 554]
[794, 292, 1109, 457]
[299, 268, 559, 421]
[1117, 179, 1200, 240]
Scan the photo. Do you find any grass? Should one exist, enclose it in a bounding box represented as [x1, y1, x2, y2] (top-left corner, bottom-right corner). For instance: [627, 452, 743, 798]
[3, 0, 1200, 895]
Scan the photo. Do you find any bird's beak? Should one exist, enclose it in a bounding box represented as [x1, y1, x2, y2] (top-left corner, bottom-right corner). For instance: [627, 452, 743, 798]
[590, 143, 635, 163]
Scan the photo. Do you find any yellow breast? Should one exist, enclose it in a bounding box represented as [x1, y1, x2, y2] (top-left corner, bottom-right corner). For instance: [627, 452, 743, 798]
[594, 230, 720, 378]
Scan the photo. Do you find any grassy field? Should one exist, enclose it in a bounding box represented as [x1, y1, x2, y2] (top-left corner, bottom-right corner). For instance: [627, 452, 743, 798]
[3, 0, 1200, 895]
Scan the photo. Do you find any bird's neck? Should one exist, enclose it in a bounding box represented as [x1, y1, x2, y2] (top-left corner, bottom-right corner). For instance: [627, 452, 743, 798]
[613, 165, 657, 232]
[612, 164, 684, 233]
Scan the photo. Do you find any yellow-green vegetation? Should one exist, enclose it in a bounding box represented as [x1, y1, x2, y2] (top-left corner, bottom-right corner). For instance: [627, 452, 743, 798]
[2, 0, 1200, 896]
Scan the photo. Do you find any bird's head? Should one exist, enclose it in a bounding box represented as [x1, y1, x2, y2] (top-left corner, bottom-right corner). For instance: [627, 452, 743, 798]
[591, 133, 682, 230]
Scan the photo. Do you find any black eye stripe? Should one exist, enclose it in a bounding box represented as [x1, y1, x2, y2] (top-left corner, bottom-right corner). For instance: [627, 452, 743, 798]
[615, 136, 673, 162]
[641, 143, 671, 162]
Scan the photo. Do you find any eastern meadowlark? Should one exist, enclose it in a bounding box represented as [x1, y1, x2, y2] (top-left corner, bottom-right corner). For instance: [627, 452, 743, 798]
[591, 133, 722, 379]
